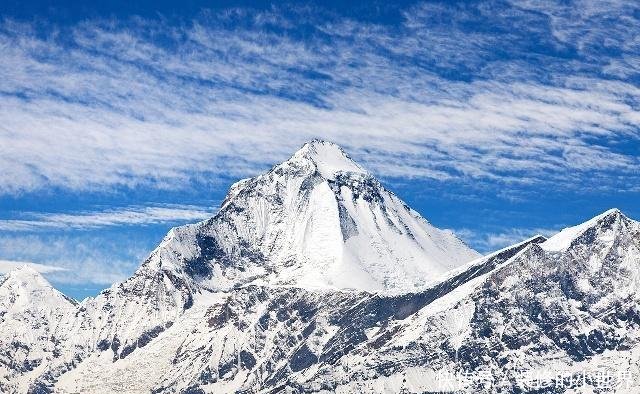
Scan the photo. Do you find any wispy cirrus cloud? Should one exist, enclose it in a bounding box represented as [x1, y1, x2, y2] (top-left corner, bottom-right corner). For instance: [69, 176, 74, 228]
[0, 259, 67, 274]
[0, 233, 152, 285]
[0, 0, 638, 197]
[0, 204, 216, 231]
[0, 1, 638, 298]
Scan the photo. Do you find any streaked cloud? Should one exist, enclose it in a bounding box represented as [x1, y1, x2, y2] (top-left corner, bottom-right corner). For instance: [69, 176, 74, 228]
[0, 234, 151, 285]
[0, 204, 215, 231]
[0, 259, 67, 274]
[455, 227, 561, 254]
[0, 1, 638, 296]
[0, 1, 638, 195]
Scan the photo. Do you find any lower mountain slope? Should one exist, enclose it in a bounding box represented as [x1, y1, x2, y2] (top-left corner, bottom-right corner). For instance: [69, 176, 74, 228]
[3, 208, 639, 393]
[53, 235, 547, 393]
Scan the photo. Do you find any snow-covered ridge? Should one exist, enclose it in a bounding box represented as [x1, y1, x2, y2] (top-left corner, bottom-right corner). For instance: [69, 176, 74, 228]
[1, 207, 639, 393]
[434, 234, 548, 285]
[141, 139, 480, 294]
[541, 207, 630, 252]
[3, 139, 640, 393]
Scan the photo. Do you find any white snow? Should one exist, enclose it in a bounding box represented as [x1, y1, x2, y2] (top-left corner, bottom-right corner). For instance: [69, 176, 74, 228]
[291, 140, 367, 180]
[541, 208, 621, 252]
[143, 139, 479, 294]
[265, 140, 480, 292]
[8, 144, 640, 394]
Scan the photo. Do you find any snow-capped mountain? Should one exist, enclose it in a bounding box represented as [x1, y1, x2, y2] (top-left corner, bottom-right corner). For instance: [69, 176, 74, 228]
[132, 139, 479, 295]
[1, 141, 639, 394]
[52, 209, 640, 393]
[0, 267, 77, 393]
[67, 139, 480, 368]
[50, 234, 547, 393]
[1, 140, 481, 393]
[287, 208, 640, 393]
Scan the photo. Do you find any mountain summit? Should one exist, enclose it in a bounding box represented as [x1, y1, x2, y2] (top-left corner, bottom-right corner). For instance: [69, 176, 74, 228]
[289, 139, 367, 180]
[0, 267, 77, 393]
[142, 139, 480, 294]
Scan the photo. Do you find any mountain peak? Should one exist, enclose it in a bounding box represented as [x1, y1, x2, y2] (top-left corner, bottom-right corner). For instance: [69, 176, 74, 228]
[290, 140, 366, 180]
[144, 140, 479, 293]
[2, 265, 47, 285]
[0, 265, 76, 308]
[0, 265, 68, 301]
[541, 208, 632, 252]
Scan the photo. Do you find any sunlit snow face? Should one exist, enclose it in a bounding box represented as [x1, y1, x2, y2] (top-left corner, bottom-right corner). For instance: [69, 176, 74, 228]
[1, 1, 639, 298]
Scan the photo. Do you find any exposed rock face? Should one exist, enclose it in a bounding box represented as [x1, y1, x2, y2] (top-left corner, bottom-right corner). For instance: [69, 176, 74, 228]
[2, 141, 639, 393]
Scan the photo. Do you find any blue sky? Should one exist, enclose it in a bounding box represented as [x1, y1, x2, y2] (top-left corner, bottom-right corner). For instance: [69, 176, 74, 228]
[1, 0, 639, 300]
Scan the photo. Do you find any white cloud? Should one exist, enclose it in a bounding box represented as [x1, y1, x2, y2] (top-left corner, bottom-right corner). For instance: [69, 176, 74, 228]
[455, 227, 561, 253]
[0, 204, 216, 231]
[0, 234, 150, 285]
[3, 2, 637, 290]
[0, 259, 67, 274]
[0, 3, 638, 196]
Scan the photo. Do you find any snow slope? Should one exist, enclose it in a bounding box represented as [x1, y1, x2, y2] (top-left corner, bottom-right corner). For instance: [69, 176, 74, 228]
[4, 209, 640, 393]
[0, 267, 78, 393]
[2, 141, 639, 394]
[128, 139, 480, 295]
[293, 208, 640, 393]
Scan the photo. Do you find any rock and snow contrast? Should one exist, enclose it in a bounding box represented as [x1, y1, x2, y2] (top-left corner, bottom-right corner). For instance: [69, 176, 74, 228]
[150, 139, 480, 294]
[1, 141, 639, 393]
[0, 267, 78, 394]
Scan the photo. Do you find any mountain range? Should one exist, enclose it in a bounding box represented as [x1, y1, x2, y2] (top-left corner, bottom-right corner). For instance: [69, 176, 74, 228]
[1, 140, 638, 393]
